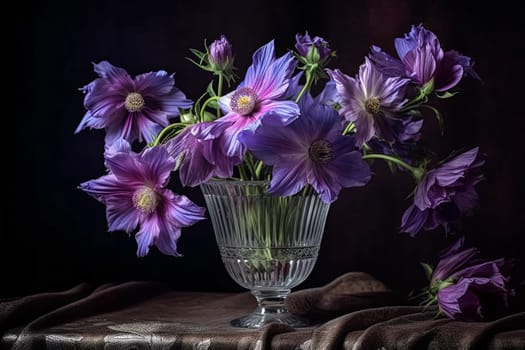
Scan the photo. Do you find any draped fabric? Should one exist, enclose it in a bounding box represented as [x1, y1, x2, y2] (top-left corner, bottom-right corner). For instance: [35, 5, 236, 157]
[2, 273, 523, 350]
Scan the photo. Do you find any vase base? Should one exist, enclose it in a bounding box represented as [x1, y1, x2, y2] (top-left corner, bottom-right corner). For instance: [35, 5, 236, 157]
[230, 311, 310, 329]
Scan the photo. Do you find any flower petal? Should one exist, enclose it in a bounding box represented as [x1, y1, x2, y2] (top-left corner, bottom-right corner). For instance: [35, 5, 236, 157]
[105, 193, 141, 234]
[400, 204, 429, 236]
[93, 61, 134, 85]
[140, 146, 176, 187]
[155, 87, 193, 115]
[163, 192, 206, 227]
[79, 175, 123, 204]
[257, 100, 300, 125]
[135, 70, 173, 96]
[434, 50, 464, 92]
[154, 226, 182, 257]
[135, 213, 161, 257]
[244, 40, 276, 92]
[269, 164, 308, 197]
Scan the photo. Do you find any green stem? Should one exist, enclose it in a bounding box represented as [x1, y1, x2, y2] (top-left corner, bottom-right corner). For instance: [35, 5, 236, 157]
[200, 96, 220, 122]
[152, 122, 187, 146]
[400, 96, 425, 112]
[300, 184, 312, 197]
[295, 70, 313, 103]
[254, 160, 264, 180]
[400, 84, 433, 112]
[362, 153, 424, 181]
[238, 163, 248, 180]
[343, 122, 355, 135]
[217, 73, 224, 97]
[244, 155, 259, 180]
[216, 74, 224, 119]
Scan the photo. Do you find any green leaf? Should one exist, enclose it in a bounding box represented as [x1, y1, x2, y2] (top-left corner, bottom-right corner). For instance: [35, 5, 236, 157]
[202, 111, 216, 122]
[422, 104, 444, 134]
[206, 81, 216, 97]
[295, 55, 308, 65]
[421, 79, 435, 96]
[186, 57, 213, 72]
[435, 90, 460, 99]
[420, 262, 434, 281]
[189, 48, 207, 61]
[405, 109, 423, 117]
[193, 91, 209, 120]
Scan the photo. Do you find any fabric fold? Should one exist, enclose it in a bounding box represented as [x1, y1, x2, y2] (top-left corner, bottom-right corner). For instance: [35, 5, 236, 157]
[1, 273, 523, 349]
[0, 283, 94, 335]
[5, 281, 167, 350]
[285, 271, 404, 318]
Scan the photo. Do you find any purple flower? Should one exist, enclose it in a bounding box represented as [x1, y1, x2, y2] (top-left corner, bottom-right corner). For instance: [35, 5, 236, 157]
[238, 96, 371, 203]
[369, 24, 478, 92]
[328, 57, 410, 146]
[431, 237, 484, 283]
[217, 40, 299, 158]
[401, 147, 485, 236]
[75, 61, 193, 146]
[430, 238, 514, 321]
[295, 31, 332, 62]
[79, 139, 205, 257]
[209, 35, 234, 71]
[165, 122, 242, 187]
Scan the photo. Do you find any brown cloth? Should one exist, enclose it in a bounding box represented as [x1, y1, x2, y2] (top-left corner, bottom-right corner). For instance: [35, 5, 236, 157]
[1, 272, 524, 349]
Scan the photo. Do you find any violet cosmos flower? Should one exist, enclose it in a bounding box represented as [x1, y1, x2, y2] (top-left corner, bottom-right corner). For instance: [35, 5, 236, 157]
[238, 95, 371, 203]
[75, 61, 193, 146]
[369, 24, 478, 92]
[401, 147, 485, 236]
[430, 237, 514, 321]
[209, 35, 234, 71]
[328, 57, 410, 146]
[295, 31, 332, 62]
[217, 40, 299, 158]
[165, 121, 242, 187]
[79, 139, 205, 257]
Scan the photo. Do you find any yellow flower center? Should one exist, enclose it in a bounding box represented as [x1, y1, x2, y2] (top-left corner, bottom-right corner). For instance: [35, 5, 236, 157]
[132, 186, 159, 214]
[230, 87, 258, 116]
[125, 92, 145, 112]
[365, 97, 381, 115]
[309, 140, 333, 165]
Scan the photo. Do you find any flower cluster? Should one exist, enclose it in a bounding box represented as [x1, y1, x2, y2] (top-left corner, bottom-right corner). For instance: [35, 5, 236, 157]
[75, 25, 513, 319]
[76, 24, 483, 255]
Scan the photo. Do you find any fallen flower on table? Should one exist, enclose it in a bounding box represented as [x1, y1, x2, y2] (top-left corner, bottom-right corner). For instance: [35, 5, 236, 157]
[418, 237, 515, 321]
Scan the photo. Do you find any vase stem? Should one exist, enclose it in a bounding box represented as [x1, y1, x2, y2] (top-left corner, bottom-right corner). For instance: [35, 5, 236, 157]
[230, 288, 309, 328]
[253, 289, 289, 314]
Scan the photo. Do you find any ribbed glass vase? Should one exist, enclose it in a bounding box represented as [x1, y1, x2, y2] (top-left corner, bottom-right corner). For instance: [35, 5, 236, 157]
[200, 179, 330, 328]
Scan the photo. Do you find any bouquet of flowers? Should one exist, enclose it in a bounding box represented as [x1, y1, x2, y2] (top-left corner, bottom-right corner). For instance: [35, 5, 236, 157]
[75, 24, 514, 320]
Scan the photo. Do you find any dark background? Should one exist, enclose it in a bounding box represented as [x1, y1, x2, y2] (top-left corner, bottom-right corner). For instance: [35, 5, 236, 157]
[9, 0, 525, 299]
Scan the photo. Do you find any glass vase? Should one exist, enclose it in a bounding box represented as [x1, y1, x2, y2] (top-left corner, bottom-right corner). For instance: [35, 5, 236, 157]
[200, 179, 330, 328]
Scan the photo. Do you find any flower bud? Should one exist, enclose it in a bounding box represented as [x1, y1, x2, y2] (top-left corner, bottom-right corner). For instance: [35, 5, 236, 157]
[295, 32, 332, 63]
[180, 111, 196, 124]
[209, 35, 233, 71]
